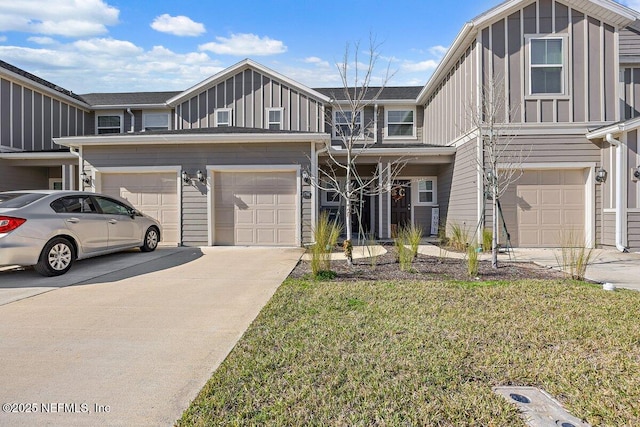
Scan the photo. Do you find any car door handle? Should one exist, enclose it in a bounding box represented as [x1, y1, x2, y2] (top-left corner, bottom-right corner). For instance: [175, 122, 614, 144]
[108, 219, 118, 224]
[66, 218, 80, 224]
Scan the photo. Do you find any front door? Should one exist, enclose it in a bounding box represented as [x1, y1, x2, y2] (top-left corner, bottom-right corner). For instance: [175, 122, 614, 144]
[391, 180, 411, 235]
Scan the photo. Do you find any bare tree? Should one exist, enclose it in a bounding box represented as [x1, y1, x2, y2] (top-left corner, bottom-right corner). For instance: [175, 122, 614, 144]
[309, 38, 408, 264]
[470, 74, 529, 268]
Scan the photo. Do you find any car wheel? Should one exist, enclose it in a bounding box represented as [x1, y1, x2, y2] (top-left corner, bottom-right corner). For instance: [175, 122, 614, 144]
[34, 237, 75, 276]
[141, 227, 159, 252]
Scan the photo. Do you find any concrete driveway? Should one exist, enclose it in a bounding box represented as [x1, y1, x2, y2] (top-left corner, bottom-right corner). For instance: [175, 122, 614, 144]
[0, 246, 303, 426]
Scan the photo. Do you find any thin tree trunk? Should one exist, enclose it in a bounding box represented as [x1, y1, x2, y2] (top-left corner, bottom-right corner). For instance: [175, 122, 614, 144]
[492, 195, 498, 269]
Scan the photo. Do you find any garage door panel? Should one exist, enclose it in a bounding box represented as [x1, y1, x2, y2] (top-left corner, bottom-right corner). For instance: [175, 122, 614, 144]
[516, 170, 585, 248]
[214, 171, 298, 246]
[102, 172, 179, 246]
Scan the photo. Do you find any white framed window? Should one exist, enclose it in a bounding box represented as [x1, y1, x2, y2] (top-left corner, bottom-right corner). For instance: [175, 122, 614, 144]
[214, 108, 232, 127]
[526, 35, 568, 97]
[320, 178, 342, 206]
[142, 112, 170, 131]
[386, 108, 415, 138]
[412, 177, 437, 206]
[333, 110, 362, 138]
[266, 108, 284, 130]
[96, 114, 122, 134]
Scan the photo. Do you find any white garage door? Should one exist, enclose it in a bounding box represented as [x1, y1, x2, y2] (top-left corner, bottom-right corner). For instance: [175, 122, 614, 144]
[214, 171, 297, 246]
[101, 172, 179, 246]
[517, 170, 585, 247]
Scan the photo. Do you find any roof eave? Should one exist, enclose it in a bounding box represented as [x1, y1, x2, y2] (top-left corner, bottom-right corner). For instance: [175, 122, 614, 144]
[54, 132, 330, 148]
[587, 116, 640, 139]
[91, 103, 170, 110]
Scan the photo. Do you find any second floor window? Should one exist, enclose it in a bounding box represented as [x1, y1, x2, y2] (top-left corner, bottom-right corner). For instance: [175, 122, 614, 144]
[97, 115, 121, 134]
[387, 109, 415, 137]
[143, 113, 169, 131]
[266, 108, 283, 130]
[215, 108, 232, 127]
[334, 110, 362, 138]
[530, 38, 564, 95]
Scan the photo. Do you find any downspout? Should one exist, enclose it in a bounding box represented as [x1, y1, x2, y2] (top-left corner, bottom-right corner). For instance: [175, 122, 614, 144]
[126, 108, 135, 133]
[605, 133, 628, 252]
[70, 147, 80, 191]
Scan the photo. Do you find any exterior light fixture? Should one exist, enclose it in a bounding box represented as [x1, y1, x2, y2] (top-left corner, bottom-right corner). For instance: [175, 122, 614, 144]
[181, 170, 190, 184]
[196, 170, 205, 183]
[595, 168, 608, 184]
[634, 166, 640, 180]
[81, 172, 91, 186]
[302, 170, 311, 184]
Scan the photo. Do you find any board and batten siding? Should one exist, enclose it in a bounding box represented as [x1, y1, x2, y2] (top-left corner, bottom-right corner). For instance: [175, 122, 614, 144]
[438, 139, 479, 235]
[82, 142, 313, 247]
[621, 68, 640, 120]
[0, 78, 90, 151]
[423, 44, 477, 145]
[480, 0, 617, 125]
[175, 69, 323, 132]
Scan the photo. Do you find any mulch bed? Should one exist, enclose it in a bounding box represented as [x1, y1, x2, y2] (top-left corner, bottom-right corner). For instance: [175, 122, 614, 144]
[289, 243, 566, 282]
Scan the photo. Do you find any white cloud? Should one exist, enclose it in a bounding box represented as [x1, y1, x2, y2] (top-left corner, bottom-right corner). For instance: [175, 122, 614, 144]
[0, 36, 6, 43]
[0, 0, 119, 37]
[199, 33, 287, 56]
[429, 45, 448, 58]
[28, 36, 57, 45]
[401, 59, 440, 73]
[0, 41, 223, 93]
[304, 56, 330, 68]
[151, 14, 205, 37]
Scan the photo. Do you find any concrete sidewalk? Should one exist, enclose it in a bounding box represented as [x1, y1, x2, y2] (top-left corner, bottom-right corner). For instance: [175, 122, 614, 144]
[417, 244, 640, 292]
[0, 246, 303, 427]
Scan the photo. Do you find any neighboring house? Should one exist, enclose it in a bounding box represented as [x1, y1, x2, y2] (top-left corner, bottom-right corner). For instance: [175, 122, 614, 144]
[0, 0, 639, 251]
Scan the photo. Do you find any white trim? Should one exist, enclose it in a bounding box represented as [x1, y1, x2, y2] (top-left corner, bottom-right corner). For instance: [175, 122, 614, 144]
[142, 111, 171, 131]
[332, 109, 363, 139]
[386, 162, 391, 239]
[206, 164, 302, 246]
[524, 34, 570, 99]
[92, 166, 183, 246]
[265, 107, 284, 130]
[95, 112, 124, 135]
[310, 142, 317, 235]
[378, 162, 383, 238]
[410, 177, 438, 206]
[0, 152, 76, 160]
[48, 177, 63, 190]
[384, 106, 417, 140]
[214, 108, 232, 127]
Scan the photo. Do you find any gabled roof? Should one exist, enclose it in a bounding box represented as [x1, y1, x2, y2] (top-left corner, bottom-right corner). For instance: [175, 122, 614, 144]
[0, 60, 89, 108]
[417, 0, 640, 104]
[80, 91, 181, 108]
[167, 58, 331, 107]
[314, 86, 422, 102]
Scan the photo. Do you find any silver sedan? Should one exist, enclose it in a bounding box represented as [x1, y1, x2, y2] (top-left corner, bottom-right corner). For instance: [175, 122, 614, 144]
[0, 190, 162, 276]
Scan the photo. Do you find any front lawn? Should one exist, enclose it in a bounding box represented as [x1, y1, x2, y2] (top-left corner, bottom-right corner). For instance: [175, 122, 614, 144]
[178, 279, 640, 426]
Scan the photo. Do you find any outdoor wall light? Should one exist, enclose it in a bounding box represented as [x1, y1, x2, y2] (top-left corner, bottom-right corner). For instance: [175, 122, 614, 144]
[302, 170, 311, 184]
[634, 166, 640, 180]
[81, 172, 91, 186]
[181, 170, 190, 184]
[595, 168, 608, 184]
[196, 170, 205, 183]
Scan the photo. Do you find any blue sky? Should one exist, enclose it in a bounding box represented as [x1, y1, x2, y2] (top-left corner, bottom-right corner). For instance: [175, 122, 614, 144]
[0, 0, 638, 94]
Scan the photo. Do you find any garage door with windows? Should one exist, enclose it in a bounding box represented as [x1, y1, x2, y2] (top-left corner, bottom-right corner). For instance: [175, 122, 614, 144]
[516, 169, 585, 247]
[213, 171, 298, 246]
[100, 172, 179, 246]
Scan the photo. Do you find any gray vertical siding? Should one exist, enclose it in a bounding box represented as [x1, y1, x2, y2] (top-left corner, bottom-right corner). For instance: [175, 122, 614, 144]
[175, 67, 324, 132]
[602, 212, 616, 246]
[0, 76, 90, 151]
[438, 139, 479, 236]
[423, 44, 477, 145]
[629, 212, 640, 251]
[82, 142, 312, 247]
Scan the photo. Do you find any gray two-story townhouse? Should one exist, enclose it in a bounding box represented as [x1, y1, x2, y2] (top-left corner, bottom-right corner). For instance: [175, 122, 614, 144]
[418, 0, 640, 251]
[2, 0, 640, 251]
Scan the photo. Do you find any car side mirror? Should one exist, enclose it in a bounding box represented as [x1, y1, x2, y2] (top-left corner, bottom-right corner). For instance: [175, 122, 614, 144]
[129, 208, 139, 219]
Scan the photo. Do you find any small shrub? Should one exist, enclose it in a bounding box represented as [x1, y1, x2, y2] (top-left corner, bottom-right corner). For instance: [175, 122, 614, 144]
[482, 228, 493, 252]
[437, 224, 449, 247]
[449, 222, 469, 252]
[394, 230, 413, 272]
[555, 230, 596, 281]
[309, 211, 341, 277]
[405, 224, 423, 259]
[365, 232, 379, 268]
[467, 244, 479, 277]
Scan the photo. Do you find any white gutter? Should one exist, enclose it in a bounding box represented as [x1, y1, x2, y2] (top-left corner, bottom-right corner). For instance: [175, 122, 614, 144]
[126, 108, 135, 133]
[605, 133, 628, 252]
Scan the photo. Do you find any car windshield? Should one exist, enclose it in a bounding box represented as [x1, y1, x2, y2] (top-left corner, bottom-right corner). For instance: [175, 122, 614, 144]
[0, 193, 47, 208]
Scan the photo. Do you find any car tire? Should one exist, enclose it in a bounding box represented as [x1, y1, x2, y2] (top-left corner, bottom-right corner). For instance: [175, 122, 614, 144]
[140, 227, 159, 252]
[34, 237, 75, 277]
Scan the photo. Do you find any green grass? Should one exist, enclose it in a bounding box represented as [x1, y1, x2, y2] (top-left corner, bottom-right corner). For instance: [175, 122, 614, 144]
[178, 280, 640, 426]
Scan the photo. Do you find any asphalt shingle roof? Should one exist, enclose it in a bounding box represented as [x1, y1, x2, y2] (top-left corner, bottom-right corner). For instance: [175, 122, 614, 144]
[93, 126, 322, 136]
[313, 86, 422, 101]
[79, 91, 181, 107]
